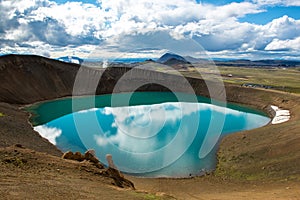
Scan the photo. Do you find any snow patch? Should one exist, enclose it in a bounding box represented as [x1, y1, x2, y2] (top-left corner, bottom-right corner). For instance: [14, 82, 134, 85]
[270, 105, 290, 124]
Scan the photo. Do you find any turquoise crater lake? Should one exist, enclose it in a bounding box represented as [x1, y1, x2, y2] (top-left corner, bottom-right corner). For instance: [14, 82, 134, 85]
[29, 92, 270, 177]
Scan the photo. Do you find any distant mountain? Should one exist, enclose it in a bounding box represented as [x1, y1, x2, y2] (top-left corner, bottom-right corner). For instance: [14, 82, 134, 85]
[57, 56, 84, 64]
[157, 53, 189, 64]
[162, 54, 300, 68]
[253, 60, 300, 66]
[184, 56, 210, 64]
[156, 53, 191, 70]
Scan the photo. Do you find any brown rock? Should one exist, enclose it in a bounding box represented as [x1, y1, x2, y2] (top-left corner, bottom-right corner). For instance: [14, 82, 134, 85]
[62, 151, 85, 162]
[106, 167, 135, 189]
[106, 154, 117, 170]
[14, 144, 24, 148]
[84, 149, 104, 169]
[84, 149, 99, 164]
[105, 154, 134, 189]
[73, 152, 85, 162]
[62, 151, 74, 159]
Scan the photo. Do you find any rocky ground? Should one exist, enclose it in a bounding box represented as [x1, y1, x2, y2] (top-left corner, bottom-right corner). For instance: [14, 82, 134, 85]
[0, 145, 170, 200]
[0, 102, 172, 199]
[1, 90, 299, 200]
[0, 55, 300, 199]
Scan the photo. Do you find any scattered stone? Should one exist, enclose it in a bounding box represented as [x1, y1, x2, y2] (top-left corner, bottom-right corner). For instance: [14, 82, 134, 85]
[14, 144, 24, 148]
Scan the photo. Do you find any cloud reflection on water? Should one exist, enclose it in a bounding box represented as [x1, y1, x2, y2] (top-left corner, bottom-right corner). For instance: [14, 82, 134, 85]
[35, 102, 270, 177]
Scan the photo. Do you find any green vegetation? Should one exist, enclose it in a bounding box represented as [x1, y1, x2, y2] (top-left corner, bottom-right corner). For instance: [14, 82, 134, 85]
[0, 112, 4, 117]
[144, 194, 163, 200]
[4, 157, 27, 168]
[181, 66, 300, 94]
[220, 67, 300, 93]
[215, 151, 267, 181]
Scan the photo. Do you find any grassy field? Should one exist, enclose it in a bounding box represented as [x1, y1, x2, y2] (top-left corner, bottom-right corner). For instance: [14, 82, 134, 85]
[180, 66, 300, 94]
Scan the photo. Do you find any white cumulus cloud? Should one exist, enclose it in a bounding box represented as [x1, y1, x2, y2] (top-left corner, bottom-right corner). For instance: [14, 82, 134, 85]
[265, 37, 300, 50]
[34, 125, 62, 145]
[253, 0, 300, 7]
[0, 0, 300, 59]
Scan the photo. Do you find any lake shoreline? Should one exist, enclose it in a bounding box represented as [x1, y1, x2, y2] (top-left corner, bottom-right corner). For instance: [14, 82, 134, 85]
[1, 55, 299, 199]
[1, 85, 299, 199]
[31, 95, 271, 178]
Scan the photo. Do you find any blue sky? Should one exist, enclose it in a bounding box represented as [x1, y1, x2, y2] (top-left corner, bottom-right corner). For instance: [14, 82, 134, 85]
[200, 0, 245, 5]
[240, 6, 300, 24]
[54, 0, 96, 4]
[1, 0, 300, 60]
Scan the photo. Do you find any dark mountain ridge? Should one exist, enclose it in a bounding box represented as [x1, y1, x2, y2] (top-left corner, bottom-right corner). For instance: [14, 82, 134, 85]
[0, 54, 79, 104]
[156, 53, 300, 68]
[157, 53, 190, 64]
[0, 54, 212, 104]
